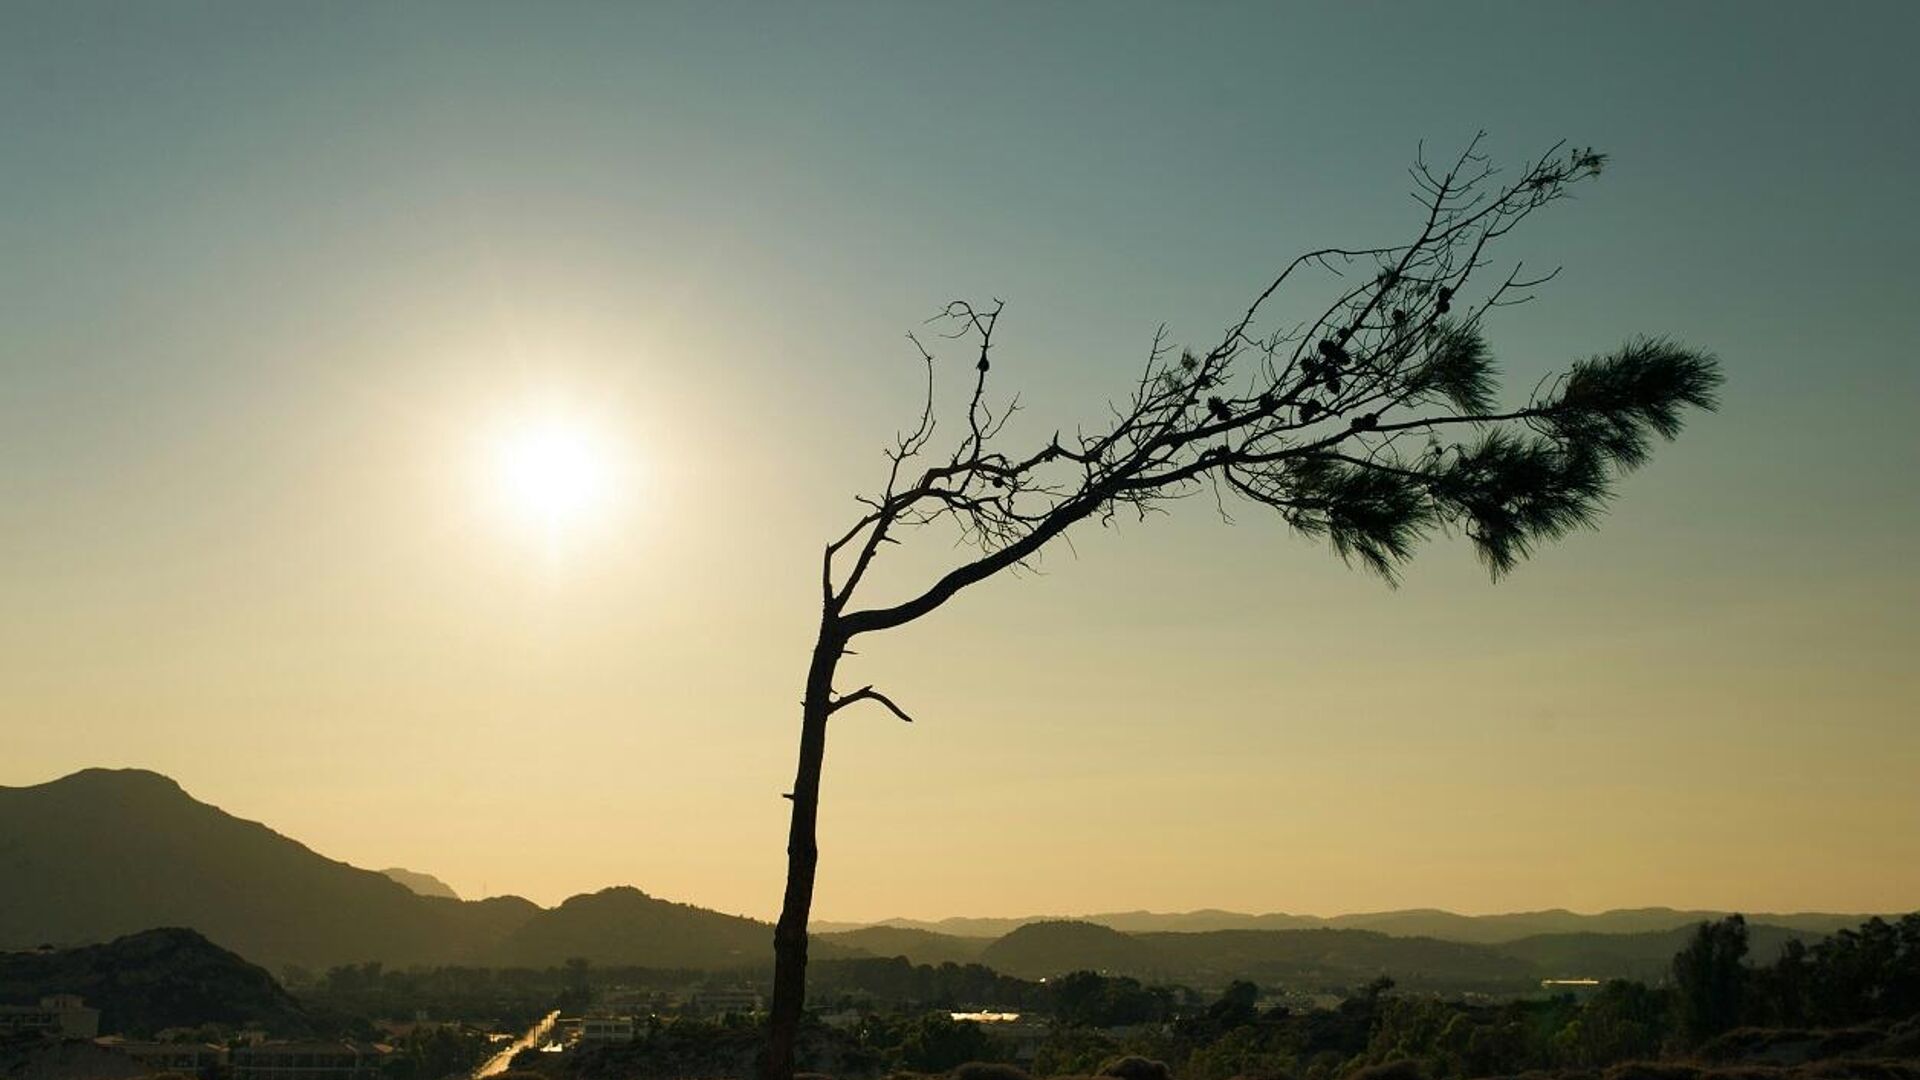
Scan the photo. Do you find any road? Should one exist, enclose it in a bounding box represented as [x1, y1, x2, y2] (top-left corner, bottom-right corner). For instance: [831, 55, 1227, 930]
[473, 1009, 560, 1078]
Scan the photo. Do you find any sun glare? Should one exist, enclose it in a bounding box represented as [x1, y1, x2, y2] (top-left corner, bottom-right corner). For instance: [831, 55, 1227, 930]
[487, 416, 618, 536]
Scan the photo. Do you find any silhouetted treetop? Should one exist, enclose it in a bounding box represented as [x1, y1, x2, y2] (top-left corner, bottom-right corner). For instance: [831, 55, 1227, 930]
[822, 138, 1720, 621]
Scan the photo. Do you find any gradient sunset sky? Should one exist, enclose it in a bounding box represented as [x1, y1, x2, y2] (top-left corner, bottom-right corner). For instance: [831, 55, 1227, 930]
[3, 2, 1916, 922]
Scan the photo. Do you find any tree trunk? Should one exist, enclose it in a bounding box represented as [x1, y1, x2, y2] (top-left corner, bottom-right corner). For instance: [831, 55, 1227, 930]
[761, 624, 841, 1080]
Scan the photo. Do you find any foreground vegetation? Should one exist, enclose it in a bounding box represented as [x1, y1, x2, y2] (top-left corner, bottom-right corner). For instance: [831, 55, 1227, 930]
[515, 914, 1919, 1080]
[4, 914, 1913, 1080]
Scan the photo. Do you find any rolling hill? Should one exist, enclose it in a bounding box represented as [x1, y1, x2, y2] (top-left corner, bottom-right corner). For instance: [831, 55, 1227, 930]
[0, 767, 1867, 989]
[0, 769, 798, 971]
[978, 920, 1540, 992]
[981, 920, 1164, 978]
[483, 886, 858, 970]
[1496, 922, 1817, 983]
[836, 907, 1874, 943]
[0, 768, 539, 968]
[380, 867, 461, 900]
[816, 925, 990, 966]
[0, 927, 319, 1036]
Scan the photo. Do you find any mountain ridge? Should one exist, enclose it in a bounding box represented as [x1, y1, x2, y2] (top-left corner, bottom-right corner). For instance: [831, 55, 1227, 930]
[1, 767, 1887, 985]
[0, 769, 772, 971]
[380, 867, 460, 900]
[0, 926, 320, 1036]
[815, 905, 1879, 943]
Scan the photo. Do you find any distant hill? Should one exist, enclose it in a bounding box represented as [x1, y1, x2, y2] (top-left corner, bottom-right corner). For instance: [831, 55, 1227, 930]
[484, 886, 829, 970]
[966, 919, 1842, 993]
[0, 769, 789, 972]
[0, 927, 317, 1036]
[978, 920, 1539, 992]
[0, 767, 1873, 986]
[1497, 922, 1818, 983]
[380, 868, 460, 900]
[816, 926, 989, 967]
[843, 906, 1877, 943]
[1134, 928, 1537, 992]
[0, 768, 540, 969]
[980, 921, 1162, 979]
[1320, 907, 1868, 944]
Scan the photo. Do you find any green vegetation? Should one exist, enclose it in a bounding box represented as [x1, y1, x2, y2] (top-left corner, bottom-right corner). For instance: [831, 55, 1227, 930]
[382, 1025, 496, 1080]
[531, 915, 1918, 1080]
[4, 910, 1914, 1080]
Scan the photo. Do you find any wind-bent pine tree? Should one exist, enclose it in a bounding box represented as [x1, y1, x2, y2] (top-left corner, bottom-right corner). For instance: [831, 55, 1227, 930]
[760, 139, 1723, 1080]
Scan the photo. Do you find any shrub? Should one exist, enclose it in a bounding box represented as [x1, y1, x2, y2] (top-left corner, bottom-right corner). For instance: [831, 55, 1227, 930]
[1347, 1061, 1425, 1080]
[1100, 1056, 1173, 1080]
[952, 1064, 1033, 1080]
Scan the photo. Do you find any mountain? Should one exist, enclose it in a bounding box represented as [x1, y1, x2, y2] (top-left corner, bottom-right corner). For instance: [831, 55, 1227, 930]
[0, 767, 1871, 984]
[1497, 922, 1819, 983]
[0, 768, 785, 972]
[980, 921, 1162, 978]
[837, 907, 1879, 944]
[1321, 907, 1869, 944]
[0, 768, 540, 968]
[1133, 928, 1537, 991]
[484, 886, 789, 969]
[0, 927, 318, 1036]
[969, 920, 1835, 993]
[979, 921, 1537, 992]
[380, 868, 460, 900]
[816, 926, 989, 967]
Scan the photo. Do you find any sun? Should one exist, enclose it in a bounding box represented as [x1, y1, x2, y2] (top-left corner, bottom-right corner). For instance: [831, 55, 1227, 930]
[487, 416, 615, 534]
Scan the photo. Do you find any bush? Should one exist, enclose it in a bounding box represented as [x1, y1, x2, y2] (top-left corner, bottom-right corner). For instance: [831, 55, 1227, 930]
[1347, 1062, 1425, 1080]
[1602, 1064, 1700, 1080]
[952, 1064, 1032, 1080]
[1100, 1056, 1173, 1080]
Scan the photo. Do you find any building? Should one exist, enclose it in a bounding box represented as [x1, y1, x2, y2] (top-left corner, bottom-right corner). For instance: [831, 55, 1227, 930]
[0, 995, 102, 1040]
[98, 1039, 227, 1078]
[230, 1041, 386, 1080]
[690, 988, 762, 1017]
[577, 1016, 636, 1046]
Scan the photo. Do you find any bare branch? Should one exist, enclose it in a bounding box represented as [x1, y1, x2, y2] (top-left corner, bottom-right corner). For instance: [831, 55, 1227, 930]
[827, 685, 916, 724]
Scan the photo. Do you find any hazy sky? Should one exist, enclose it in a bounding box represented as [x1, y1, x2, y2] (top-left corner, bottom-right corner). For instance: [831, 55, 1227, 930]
[4, 2, 1917, 923]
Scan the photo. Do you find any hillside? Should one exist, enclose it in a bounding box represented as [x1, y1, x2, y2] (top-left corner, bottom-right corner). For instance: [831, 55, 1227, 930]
[1140, 927, 1538, 991]
[0, 767, 1857, 987]
[1498, 922, 1817, 982]
[815, 926, 988, 966]
[485, 886, 822, 970]
[839, 907, 1876, 943]
[980, 921, 1538, 992]
[381, 867, 460, 900]
[968, 921, 1837, 993]
[980, 921, 1163, 978]
[0, 927, 317, 1036]
[0, 769, 792, 972]
[0, 768, 539, 968]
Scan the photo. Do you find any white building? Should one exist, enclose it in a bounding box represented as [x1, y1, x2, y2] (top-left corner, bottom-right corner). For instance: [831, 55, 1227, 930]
[578, 1016, 636, 1046]
[0, 995, 102, 1040]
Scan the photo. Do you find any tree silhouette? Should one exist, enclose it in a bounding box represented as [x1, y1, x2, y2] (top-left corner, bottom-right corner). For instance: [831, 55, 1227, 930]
[1672, 914, 1749, 1041]
[761, 139, 1723, 1080]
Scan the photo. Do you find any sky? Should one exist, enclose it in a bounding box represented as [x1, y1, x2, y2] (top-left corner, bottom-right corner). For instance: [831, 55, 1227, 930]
[3, 2, 1917, 923]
